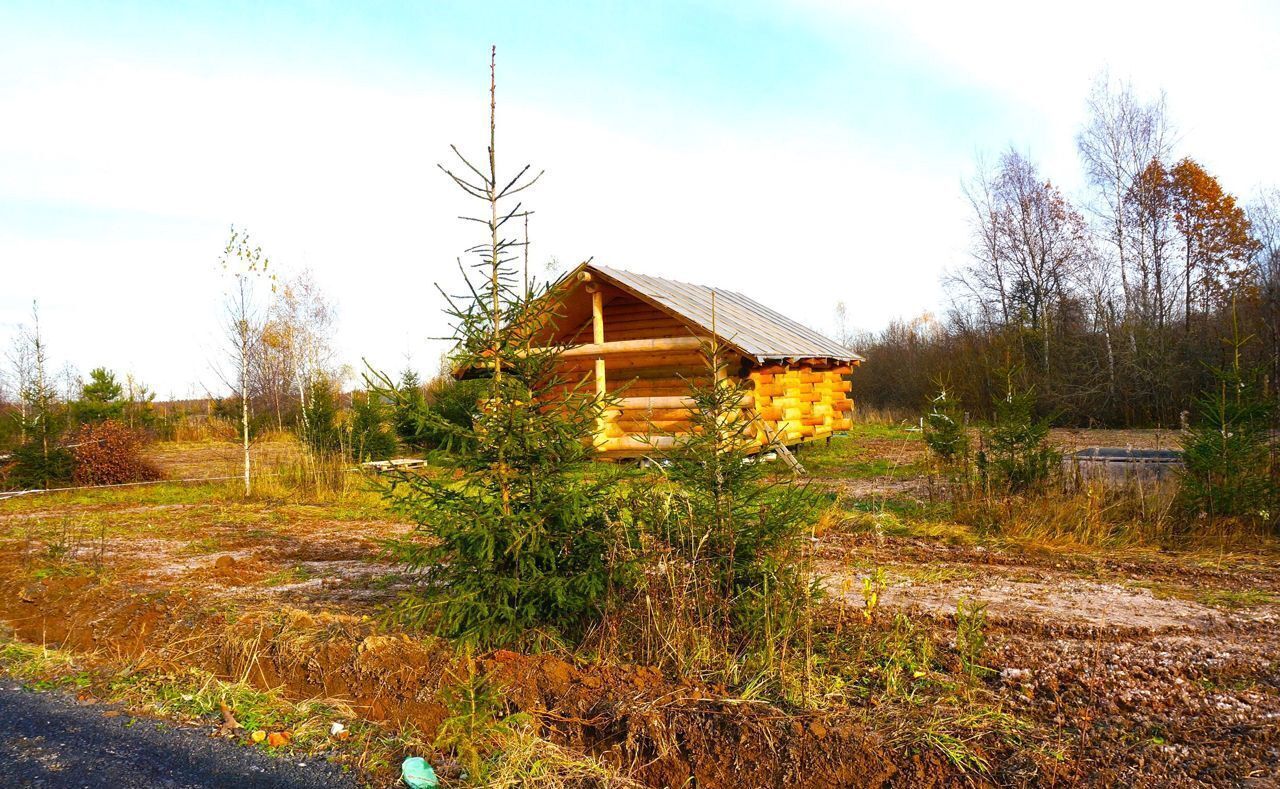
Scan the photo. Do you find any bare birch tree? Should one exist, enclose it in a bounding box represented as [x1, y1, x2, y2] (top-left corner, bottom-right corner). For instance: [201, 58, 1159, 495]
[5, 321, 35, 443]
[953, 150, 1091, 378]
[217, 226, 272, 496]
[1077, 72, 1174, 318]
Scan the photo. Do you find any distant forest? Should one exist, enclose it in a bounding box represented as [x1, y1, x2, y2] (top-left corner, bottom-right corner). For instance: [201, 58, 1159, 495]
[849, 76, 1280, 428]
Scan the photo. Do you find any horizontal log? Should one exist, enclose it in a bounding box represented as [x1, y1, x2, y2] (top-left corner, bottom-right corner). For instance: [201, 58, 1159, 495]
[598, 435, 682, 452]
[552, 336, 706, 358]
[603, 329, 689, 342]
[609, 379, 699, 391]
[559, 352, 710, 373]
[609, 384, 698, 397]
[609, 406, 689, 419]
[613, 419, 694, 432]
[600, 312, 686, 328]
[597, 302, 651, 316]
[616, 394, 752, 411]
[608, 367, 711, 382]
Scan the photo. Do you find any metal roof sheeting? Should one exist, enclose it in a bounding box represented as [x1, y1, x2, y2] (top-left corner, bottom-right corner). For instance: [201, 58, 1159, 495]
[590, 264, 863, 363]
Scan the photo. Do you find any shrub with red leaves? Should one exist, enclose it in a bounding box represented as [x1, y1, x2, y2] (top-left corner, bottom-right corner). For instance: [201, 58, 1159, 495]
[71, 420, 163, 486]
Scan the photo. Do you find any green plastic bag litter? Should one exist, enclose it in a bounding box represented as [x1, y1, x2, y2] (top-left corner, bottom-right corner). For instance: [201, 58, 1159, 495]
[401, 756, 439, 788]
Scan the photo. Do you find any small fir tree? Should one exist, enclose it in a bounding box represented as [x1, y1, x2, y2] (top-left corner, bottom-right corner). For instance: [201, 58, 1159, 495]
[74, 367, 125, 423]
[349, 391, 397, 461]
[922, 386, 969, 466]
[392, 369, 427, 446]
[1179, 321, 1277, 527]
[300, 377, 341, 455]
[647, 331, 821, 683]
[659, 338, 818, 601]
[977, 382, 1059, 493]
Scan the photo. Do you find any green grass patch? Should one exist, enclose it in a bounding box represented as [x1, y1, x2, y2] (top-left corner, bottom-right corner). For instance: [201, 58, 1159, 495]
[798, 427, 924, 481]
[1127, 580, 1275, 610]
[1195, 588, 1276, 609]
[183, 536, 225, 555]
[840, 503, 976, 545]
[1, 482, 230, 512]
[110, 667, 350, 743]
[262, 565, 316, 587]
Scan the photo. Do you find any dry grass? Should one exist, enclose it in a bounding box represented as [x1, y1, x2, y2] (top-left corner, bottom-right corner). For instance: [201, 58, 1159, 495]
[954, 480, 1181, 548]
[144, 437, 306, 480]
[482, 724, 643, 788]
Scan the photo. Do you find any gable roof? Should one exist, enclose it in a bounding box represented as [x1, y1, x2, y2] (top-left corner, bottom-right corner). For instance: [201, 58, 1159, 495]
[581, 263, 863, 364]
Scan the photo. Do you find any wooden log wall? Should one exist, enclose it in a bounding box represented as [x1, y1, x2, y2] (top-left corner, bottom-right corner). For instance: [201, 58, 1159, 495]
[597, 293, 691, 342]
[749, 364, 853, 444]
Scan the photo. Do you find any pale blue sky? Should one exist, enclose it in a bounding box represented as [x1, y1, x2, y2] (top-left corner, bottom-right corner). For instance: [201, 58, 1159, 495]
[2, 1, 1278, 395]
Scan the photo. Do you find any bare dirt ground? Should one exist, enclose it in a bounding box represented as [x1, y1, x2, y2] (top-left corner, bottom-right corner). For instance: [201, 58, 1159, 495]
[1, 430, 1278, 786]
[0, 494, 899, 786]
[815, 522, 1280, 786]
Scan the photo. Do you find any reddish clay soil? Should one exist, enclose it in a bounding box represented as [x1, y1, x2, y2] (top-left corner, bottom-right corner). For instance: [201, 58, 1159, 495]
[0, 499, 912, 788]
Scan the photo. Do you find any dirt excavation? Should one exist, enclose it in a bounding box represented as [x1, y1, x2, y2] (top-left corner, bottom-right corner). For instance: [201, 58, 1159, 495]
[0, 518, 901, 787]
[1, 430, 1279, 786]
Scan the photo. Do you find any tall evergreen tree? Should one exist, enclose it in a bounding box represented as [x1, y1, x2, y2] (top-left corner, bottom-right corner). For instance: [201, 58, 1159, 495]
[371, 48, 624, 646]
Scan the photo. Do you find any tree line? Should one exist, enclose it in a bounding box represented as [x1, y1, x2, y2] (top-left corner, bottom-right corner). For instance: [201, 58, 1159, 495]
[0, 263, 456, 491]
[851, 75, 1280, 428]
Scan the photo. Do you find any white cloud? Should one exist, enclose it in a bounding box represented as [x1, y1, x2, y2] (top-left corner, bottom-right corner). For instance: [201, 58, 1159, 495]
[0, 48, 958, 392]
[801, 0, 1280, 192]
[4, 4, 1277, 394]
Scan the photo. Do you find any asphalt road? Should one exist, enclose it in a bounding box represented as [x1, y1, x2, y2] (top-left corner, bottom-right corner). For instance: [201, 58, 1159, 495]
[0, 681, 358, 788]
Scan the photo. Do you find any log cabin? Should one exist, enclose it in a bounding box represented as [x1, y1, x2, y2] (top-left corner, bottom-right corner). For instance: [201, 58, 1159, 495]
[529, 263, 863, 458]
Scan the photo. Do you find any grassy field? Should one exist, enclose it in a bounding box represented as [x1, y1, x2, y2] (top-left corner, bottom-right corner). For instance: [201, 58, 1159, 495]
[1, 426, 1277, 786]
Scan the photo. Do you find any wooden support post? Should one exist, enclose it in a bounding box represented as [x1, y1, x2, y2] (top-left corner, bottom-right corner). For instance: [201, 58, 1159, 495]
[746, 408, 806, 475]
[590, 285, 607, 447]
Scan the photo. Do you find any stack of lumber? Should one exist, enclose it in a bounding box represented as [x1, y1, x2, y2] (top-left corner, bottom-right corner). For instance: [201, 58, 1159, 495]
[748, 364, 853, 444]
